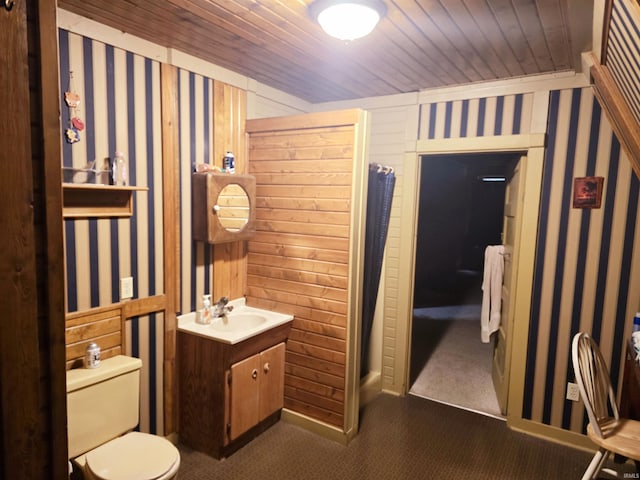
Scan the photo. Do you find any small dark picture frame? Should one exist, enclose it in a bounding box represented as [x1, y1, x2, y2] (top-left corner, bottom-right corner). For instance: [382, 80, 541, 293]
[573, 176, 604, 209]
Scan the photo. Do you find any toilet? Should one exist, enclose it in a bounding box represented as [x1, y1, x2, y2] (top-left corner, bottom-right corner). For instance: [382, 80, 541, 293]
[67, 355, 180, 480]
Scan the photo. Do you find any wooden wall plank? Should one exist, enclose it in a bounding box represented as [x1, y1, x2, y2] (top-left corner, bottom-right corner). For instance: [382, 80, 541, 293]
[248, 253, 349, 276]
[39, 0, 69, 472]
[284, 375, 345, 402]
[161, 63, 180, 435]
[246, 116, 357, 430]
[1, 1, 59, 477]
[212, 81, 248, 303]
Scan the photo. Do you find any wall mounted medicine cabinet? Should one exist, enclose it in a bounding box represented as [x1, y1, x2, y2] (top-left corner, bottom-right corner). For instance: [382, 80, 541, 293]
[192, 173, 256, 244]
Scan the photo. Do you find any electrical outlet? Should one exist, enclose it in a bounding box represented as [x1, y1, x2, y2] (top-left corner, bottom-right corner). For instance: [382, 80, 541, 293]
[566, 382, 580, 401]
[120, 276, 133, 300]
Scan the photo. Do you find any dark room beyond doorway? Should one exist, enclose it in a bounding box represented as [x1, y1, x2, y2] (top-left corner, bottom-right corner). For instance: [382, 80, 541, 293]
[413, 153, 516, 308]
[410, 152, 519, 418]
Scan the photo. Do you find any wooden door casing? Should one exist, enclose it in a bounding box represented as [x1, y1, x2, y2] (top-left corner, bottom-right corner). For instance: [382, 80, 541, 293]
[492, 156, 524, 414]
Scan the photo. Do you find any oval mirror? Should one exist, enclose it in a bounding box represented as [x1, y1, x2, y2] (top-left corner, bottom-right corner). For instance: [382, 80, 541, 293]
[215, 183, 250, 232]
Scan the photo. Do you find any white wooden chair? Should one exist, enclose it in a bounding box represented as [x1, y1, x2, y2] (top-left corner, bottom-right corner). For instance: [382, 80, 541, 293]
[571, 332, 640, 479]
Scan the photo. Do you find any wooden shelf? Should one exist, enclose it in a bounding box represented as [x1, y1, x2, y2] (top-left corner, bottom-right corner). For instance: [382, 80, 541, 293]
[62, 184, 148, 218]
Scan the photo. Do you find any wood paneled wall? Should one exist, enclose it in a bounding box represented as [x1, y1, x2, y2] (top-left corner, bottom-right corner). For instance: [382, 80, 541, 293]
[65, 305, 125, 368]
[246, 110, 365, 429]
[2, 0, 68, 478]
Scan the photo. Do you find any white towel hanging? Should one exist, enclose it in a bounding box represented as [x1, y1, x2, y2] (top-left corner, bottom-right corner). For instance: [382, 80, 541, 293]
[481, 245, 504, 343]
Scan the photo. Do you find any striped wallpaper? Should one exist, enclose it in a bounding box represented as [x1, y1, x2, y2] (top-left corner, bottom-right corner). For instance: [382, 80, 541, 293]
[416, 86, 640, 436]
[606, 0, 640, 125]
[59, 30, 166, 435]
[523, 87, 640, 433]
[176, 68, 217, 316]
[59, 30, 227, 435]
[418, 93, 533, 139]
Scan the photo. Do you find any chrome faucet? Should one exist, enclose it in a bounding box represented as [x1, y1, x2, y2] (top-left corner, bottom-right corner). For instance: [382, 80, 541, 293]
[212, 296, 234, 317]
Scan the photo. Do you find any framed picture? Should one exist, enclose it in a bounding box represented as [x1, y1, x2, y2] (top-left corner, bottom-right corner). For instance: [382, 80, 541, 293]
[573, 176, 604, 209]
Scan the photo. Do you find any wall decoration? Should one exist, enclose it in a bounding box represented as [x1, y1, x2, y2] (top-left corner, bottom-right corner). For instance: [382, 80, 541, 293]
[63, 71, 84, 144]
[573, 176, 604, 209]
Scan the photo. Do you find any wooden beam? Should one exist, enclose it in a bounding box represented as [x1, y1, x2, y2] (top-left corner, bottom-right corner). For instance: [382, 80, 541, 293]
[1, 1, 46, 478]
[122, 294, 167, 318]
[591, 63, 640, 179]
[161, 63, 180, 436]
[39, 0, 69, 474]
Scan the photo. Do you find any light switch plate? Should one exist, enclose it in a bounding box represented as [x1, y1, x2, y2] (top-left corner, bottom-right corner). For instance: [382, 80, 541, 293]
[120, 276, 133, 300]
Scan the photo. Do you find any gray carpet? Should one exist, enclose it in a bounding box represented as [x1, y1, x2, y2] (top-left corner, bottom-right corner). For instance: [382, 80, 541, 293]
[177, 393, 621, 479]
[409, 304, 502, 419]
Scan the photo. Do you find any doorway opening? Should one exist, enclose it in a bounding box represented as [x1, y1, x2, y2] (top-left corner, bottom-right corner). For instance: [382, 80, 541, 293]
[409, 152, 519, 419]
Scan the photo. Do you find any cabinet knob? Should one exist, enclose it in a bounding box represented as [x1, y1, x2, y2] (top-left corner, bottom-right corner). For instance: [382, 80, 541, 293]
[252, 368, 258, 379]
[263, 362, 270, 373]
[213, 204, 220, 213]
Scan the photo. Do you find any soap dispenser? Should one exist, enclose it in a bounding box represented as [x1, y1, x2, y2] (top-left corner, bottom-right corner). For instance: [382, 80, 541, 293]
[197, 294, 212, 324]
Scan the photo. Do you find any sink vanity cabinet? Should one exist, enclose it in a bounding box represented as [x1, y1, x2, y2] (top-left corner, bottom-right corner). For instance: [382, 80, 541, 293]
[177, 319, 292, 459]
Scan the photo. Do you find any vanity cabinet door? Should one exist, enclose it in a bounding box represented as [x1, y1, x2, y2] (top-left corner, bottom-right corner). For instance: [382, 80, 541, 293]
[258, 342, 286, 421]
[228, 354, 260, 441]
[227, 342, 286, 441]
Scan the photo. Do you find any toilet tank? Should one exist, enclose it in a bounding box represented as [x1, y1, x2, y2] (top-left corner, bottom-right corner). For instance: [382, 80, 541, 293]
[66, 355, 142, 458]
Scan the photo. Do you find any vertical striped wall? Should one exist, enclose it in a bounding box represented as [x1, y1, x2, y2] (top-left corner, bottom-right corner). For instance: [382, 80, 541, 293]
[416, 86, 640, 436]
[176, 68, 216, 316]
[523, 87, 640, 434]
[606, 0, 640, 125]
[59, 30, 165, 434]
[418, 93, 533, 139]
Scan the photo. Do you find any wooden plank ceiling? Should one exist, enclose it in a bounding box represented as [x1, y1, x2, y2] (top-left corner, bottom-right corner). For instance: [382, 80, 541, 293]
[57, 0, 592, 103]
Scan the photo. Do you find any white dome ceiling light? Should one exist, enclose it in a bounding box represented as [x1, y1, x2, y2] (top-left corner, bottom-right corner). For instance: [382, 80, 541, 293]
[308, 0, 387, 42]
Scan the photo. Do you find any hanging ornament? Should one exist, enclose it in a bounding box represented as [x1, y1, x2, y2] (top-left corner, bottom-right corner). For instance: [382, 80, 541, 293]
[64, 91, 81, 108]
[71, 117, 85, 131]
[65, 127, 80, 144]
[63, 71, 84, 144]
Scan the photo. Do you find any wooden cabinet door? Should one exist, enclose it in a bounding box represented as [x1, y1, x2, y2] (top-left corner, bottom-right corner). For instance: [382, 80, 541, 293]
[258, 342, 286, 421]
[228, 353, 260, 440]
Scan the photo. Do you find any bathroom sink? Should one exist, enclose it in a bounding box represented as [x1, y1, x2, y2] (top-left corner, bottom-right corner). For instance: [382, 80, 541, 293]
[209, 313, 267, 332]
[177, 299, 293, 344]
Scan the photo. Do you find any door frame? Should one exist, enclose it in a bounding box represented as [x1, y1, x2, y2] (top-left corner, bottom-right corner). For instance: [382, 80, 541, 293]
[400, 133, 545, 423]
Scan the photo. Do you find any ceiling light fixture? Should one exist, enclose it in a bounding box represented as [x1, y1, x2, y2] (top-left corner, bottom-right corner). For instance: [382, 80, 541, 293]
[308, 0, 387, 42]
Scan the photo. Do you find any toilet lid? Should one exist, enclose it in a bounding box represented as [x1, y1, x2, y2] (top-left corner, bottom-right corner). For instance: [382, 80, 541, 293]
[86, 432, 178, 480]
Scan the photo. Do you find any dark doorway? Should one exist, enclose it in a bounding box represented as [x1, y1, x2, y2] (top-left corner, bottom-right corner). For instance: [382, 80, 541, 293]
[409, 152, 518, 417]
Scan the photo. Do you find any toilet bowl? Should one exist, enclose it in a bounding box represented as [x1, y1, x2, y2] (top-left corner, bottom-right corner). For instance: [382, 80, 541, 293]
[75, 432, 180, 480]
[67, 355, 181, 480]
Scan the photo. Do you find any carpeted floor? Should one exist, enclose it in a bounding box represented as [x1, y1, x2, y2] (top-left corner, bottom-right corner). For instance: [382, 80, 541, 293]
[176, 393, 623, 479]
[409, 304, 502, 418]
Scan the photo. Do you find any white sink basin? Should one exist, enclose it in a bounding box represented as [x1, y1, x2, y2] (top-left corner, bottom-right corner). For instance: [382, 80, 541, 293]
[177, 299, 293, 344]
[210, 313, 267, 332]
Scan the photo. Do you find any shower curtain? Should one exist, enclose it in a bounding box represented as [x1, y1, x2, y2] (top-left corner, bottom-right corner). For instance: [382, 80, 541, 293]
[361, 164, 396, 379]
